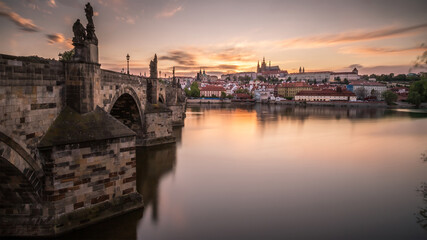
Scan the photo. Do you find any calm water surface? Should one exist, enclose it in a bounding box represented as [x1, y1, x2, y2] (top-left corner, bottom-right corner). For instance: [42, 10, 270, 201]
[61, 105, 427, 240]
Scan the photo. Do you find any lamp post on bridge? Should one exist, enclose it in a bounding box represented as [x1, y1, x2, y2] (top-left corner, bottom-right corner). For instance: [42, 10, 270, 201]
[126, 53, 130, 75]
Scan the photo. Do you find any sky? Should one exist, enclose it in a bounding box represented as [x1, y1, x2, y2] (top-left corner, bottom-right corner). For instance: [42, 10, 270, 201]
[0, 0, 426, 77]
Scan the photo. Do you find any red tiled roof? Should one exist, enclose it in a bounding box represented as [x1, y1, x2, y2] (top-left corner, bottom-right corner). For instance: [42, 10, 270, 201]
[200, 85, 226, 92]
[234, 93, 251, 99]
[276, 82, 311, 88]
[289, 71, 332, 75]
[296, 89, 356, 96]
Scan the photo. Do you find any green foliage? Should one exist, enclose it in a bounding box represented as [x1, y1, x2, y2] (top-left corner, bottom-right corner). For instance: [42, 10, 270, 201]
[343, 78, 349, 85]
[220, 91, 227, 99]
[408, 92, 422, 108]
[382, 90, 398, 105]
[58, 49, 74, 61]
[185, 82, 200, 98]
[235, 88, 250, 95]
[238, 75, 252, 83]
[408, 79, 427, 108]
[368, 73, 421, 82]
[257, 75, 266, 82]
[211, 94, 217, 98]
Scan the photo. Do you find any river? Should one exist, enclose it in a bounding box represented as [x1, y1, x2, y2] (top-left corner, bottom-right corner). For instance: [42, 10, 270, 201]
[60, 104, 427, 240]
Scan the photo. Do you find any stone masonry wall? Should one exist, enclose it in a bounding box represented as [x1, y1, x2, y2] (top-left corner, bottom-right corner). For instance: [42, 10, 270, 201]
[143, 111, 174, 146]
[0, 54, 65, 168]
[98, 70, 147, 115]
[40, 136, 140, 234]
[168, 104, 186, 127]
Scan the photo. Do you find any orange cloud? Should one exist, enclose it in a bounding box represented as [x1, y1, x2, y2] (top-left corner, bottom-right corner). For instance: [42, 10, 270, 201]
[280, 23, 427, 48]
[156, 6, 182, 18]
[339, 44, 427, 55]
[0, 1, 40, 32]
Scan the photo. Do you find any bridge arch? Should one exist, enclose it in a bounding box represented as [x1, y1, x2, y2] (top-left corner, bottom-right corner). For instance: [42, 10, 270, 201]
[0, 131, 43, 198]
[158, 94, 165, 104]
[108, 87, 144, 134]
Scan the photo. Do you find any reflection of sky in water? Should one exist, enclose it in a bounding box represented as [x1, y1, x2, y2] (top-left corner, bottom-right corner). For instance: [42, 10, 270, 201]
[138, 105, 427, 240]
[57, 105, 427, 240]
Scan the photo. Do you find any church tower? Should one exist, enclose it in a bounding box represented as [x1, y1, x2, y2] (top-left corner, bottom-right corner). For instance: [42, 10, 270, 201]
[261, 57, 266, 72]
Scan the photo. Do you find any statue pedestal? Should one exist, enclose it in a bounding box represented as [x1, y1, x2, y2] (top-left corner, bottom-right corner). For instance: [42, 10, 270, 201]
[73, 41, 98, 64]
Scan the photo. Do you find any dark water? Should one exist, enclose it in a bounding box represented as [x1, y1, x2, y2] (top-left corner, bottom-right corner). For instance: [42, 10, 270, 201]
[60, 105, 427, 240]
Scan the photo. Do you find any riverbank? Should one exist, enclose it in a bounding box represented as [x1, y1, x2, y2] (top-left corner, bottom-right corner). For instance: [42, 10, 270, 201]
[187, 98, 427, 109]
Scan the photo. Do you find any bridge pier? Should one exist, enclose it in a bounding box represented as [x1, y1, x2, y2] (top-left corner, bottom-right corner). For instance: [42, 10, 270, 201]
[0, 2, 187, 236]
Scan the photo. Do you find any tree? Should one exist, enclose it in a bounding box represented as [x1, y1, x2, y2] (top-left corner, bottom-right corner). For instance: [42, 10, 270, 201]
[343, 78, 349, 85]
[408, 79, 427, 108]
[355, 87, 367, 99]
[257, 75, 266, 82]
[382, 90, 398, 105]
[371, 89, 379, 99]
[413, 50, 427, 70]
[189, 81, 200, 98]
[58, 49, 74, 61]
[408, 92, 422, 108]
[235, 88, 250, 94]
[220, 91, 227, 99]
[211, 94, 217, 98]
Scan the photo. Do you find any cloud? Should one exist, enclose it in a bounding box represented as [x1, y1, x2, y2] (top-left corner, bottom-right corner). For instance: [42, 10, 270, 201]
[211, 47, 257, 62]
[339, 43, 427, 55]
[348, 64, 363, 69]
[159, 50, 197, 66]
[46, 33, 73, 49]
[156, 6, 182, 18]
[0, 1, 40, 32]
[280, 23, 427, 48]
[46, 33, 65, 44]
[115, 15, 138, 24]
[47, 0, 56, 8]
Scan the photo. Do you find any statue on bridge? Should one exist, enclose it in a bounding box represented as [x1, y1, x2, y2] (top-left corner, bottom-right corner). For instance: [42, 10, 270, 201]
[149, 54, 158, 78]
[72, 19, 86, 44]
[85, 2, 98, 45]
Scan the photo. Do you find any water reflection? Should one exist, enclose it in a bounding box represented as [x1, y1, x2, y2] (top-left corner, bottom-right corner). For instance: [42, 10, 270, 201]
[419, 151, 427, 230]
[187, 104, 427, 122]
[137, 143, 177, 223]
[54, 105, 427, 239]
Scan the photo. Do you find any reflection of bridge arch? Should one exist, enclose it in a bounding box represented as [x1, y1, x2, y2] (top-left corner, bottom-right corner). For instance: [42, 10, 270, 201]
[108, 87, 144, 134]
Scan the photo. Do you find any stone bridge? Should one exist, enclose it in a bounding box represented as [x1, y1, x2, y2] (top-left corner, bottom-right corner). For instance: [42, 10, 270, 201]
[0, 18, 186, 235]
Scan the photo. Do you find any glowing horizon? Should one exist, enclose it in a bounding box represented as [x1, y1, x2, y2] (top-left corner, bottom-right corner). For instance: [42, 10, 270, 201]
[0, 0, 426, 77]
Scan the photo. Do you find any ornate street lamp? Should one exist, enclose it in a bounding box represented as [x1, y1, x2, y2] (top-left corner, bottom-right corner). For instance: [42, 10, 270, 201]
[126, 53, 130, 75]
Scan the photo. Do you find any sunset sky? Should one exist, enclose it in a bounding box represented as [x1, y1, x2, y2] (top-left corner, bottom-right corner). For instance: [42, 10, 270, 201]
[0, 0, 426, 77]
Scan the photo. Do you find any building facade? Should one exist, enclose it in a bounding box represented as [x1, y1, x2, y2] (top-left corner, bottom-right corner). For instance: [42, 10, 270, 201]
[295, 89, 357, 102]
[347, 81, 387, 100]
[200, 85, 226, 97]
[275, 82, 313, 98]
